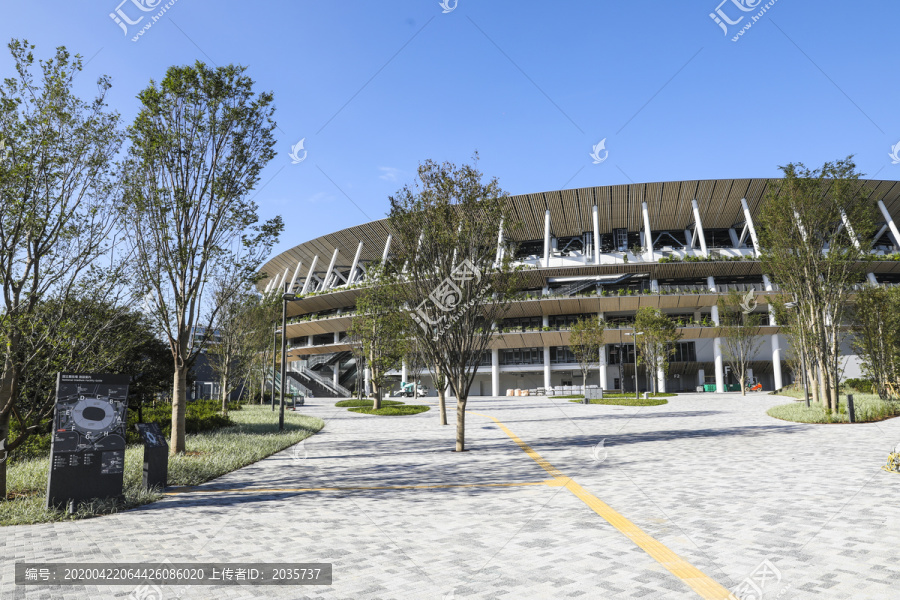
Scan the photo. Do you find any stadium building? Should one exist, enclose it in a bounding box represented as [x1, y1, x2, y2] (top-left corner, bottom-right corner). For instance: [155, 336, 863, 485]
[258, 179, 900, 398]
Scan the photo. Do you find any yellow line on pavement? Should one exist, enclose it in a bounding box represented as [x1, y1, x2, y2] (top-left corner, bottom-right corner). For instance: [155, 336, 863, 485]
[164, 481, 546, 495]
[469, 410, 732, 600]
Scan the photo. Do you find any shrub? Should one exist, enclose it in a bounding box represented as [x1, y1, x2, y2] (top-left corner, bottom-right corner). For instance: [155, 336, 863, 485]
[843, 378, 874, 394]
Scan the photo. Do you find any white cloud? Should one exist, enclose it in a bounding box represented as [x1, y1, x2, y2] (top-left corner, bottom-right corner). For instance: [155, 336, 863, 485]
[378, 166, 402, 182]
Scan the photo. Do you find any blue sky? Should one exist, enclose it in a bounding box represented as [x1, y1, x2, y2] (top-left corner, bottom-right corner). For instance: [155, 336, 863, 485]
[1, 1, 898, 257]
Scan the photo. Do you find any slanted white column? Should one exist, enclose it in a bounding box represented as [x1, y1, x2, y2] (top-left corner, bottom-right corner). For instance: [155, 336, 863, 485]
[264, 278, 274, 294]
[878, 200, 900, 250]
[641, 201, 654, 261]
[543, 209, 551, 268]
[740, 198, 761, 256]
[495, 218, 505, 265]
[840, 210, 878, 285]
[712, 304, 725, 393]
[543, 346, 551, 391]
[593, 205, 601, 265]
[279, 267, 290, 292]
[491, 348, 500, 396]
[691, 199, 709, 257]
[707, 276, 717, 292]
[323, 248, 340, 290]
[300, 255, 319, 295]
[271, 271, 285, 296]
[287, 260, 304, 294]
[764, 275, 783, 390]
[348, 241, 364, 285]
[333, 359, 340, 388]
[381, 234, 392, 264]
[657, 366, 666, 393]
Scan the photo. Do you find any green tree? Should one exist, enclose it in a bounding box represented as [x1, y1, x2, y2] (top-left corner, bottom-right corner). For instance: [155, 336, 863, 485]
[0, 40, 123, 498]
[634, 307, 680, 394]
[717, 291, 766, 395]
[119, 62, 283, 454]
[850, 285, 900, 399]
[348, 265, 408, 410]
[569, 316, 607, 395]
[387, 157, 521, 451]
[757, 158, 875, 412]
[207, 283, 272, 411]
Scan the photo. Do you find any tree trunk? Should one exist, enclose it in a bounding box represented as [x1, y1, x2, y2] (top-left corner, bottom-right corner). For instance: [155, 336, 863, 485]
[740, 374, 746, 396]
[435, 364, 447, 425]
[0, 409, 9, 500]
[171, 365, 188, 455]
[220, 367, 229, 413]
[455, 397, 466, 452]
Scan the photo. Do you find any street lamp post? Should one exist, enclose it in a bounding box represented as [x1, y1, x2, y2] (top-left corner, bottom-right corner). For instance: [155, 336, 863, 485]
[271, 321, 278, 411]
[280, 285, 297, 431]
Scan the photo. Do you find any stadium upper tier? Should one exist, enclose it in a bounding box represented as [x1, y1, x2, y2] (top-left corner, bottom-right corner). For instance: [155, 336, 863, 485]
[258, 178, 900, 312]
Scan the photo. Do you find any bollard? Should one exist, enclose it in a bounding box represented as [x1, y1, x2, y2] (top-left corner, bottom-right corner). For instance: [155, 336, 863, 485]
[847, 394, 856, 423]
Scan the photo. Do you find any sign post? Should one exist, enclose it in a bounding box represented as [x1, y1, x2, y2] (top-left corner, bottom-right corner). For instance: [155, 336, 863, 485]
[45, 374, 129, 510]
[136, 423, 168, 491]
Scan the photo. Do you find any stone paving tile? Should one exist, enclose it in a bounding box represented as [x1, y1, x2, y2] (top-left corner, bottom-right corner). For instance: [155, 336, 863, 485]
[1, 393, 899, 599]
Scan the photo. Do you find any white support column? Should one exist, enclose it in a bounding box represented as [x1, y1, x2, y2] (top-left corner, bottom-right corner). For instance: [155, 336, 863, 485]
[840, 210, 878, 285]
[307, 335, 314, 347]
[364, 367, 371, 397]
[287, 260, 303, 294]
[334, 331, 340, 344]
[599, 345, 608, 390]
[280, 268, 290, 292]
[698, 368, 706, 388]
[491, 349, 500, 397]
[641, 201, 654, 261]
[712, 304, 725, 393]
[381, 234, 392, 264]
[764, 275, 783, 390]
[691, 199, 709, 257]
[264, 278, 274, 294]
[542, 314, 550, 328]
[348, 241, 363, 285]
[747, 368, 754, 387]
[543, 209, 551, 268]
[271, 271, 285, 296]
[657, 366, 666, 393]
[333, 359, 340, 389]
[771, 334, 783, 390]
[878, 200, 900, 250]
[401, 359, 408, 384]
[593, 205, 601, 265]
[740, 198, 761, 256]
[543, 346, 551, 391]
[323, 248, 340, 290]
[707, 276, 717, 293]
[650, 279, 659, 293]
[495, 218, 504, 265]
[300, 255, 319, 295]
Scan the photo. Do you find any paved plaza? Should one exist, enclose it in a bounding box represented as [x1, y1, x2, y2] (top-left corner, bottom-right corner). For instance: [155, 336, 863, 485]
[3, 392, 900, 599]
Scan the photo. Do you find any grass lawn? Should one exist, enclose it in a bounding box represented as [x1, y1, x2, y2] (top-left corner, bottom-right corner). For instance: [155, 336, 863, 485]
[768, 389, 900, 424]
[348, 405, 430, 416]
[567, 397, 669, 406]
[334, 399, 404, 408]
[1, 405, 323, 526]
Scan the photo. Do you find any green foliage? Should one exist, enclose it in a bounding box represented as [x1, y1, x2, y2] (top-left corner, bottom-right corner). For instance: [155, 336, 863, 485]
[1, 406, 323, 524]
[633, 307, 681, 393]
[334, 399, 404, 407]
[567, 397, 669, 406]
[569, 316, 606, 389]
[843, 378, 874, 394]
[850, 286, 900, 399]
[348, 405, 431, 416]
[768, 393, 900, 423]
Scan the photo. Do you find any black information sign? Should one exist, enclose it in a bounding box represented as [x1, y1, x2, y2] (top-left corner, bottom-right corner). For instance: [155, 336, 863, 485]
[136, 422, 168, 491]
[46, 373, 130, 509]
